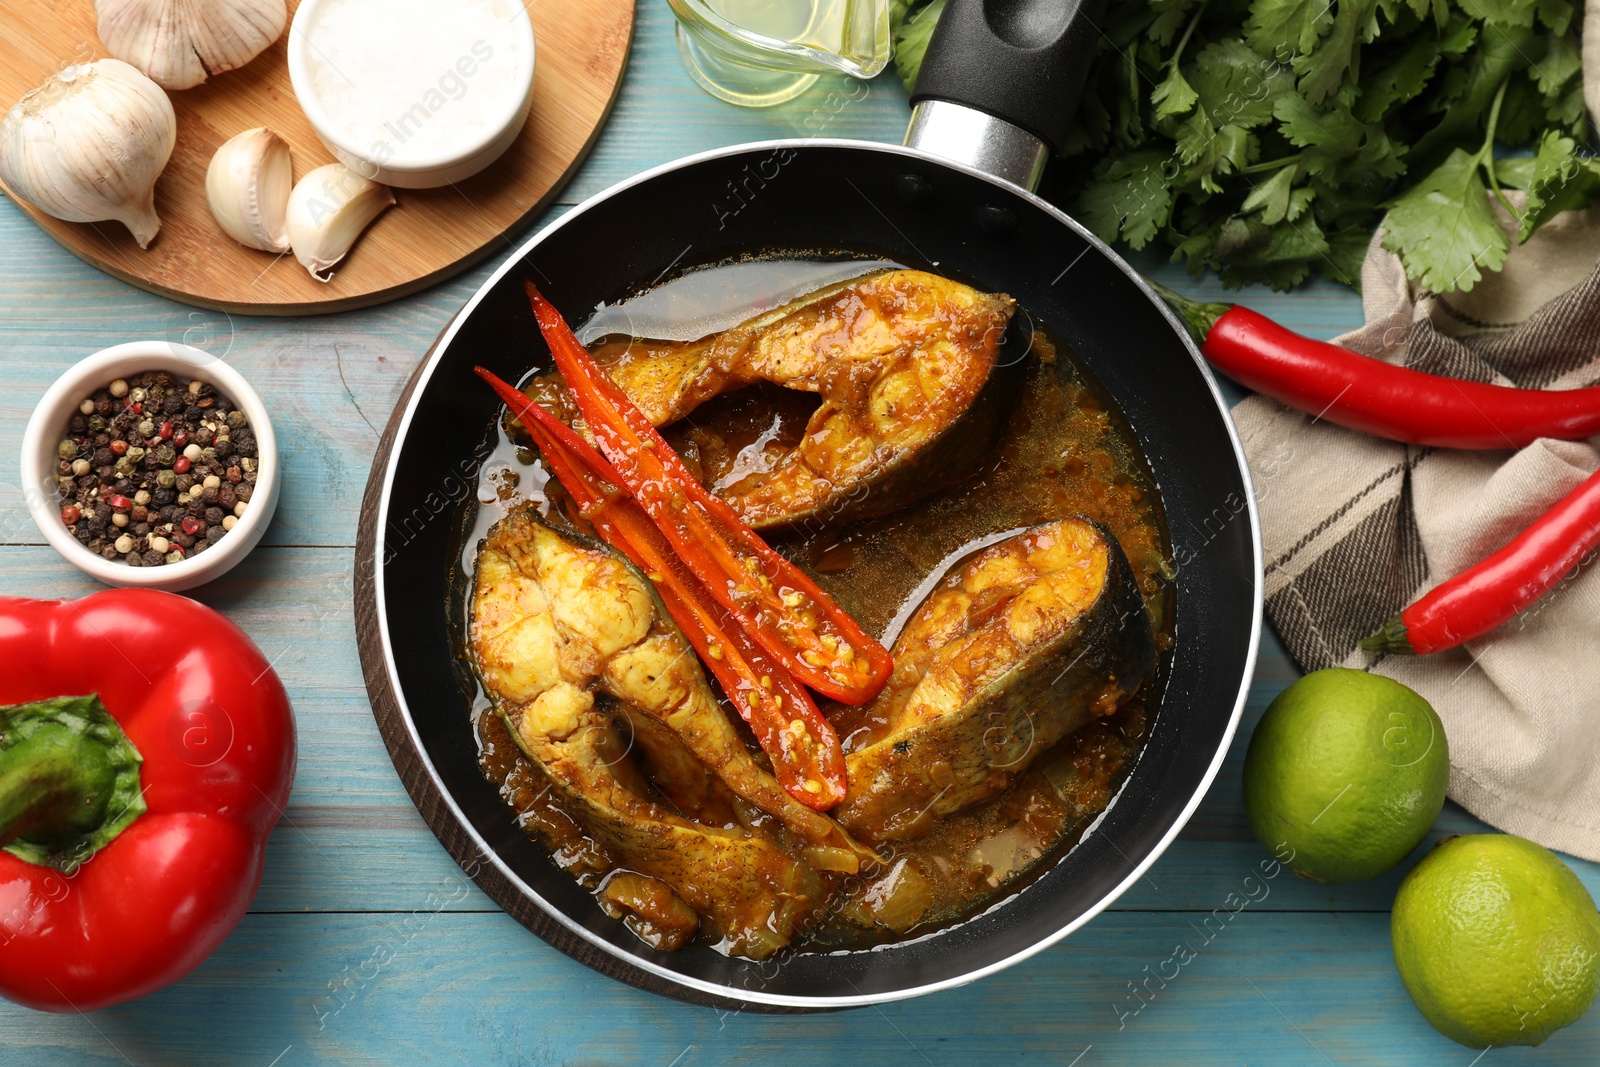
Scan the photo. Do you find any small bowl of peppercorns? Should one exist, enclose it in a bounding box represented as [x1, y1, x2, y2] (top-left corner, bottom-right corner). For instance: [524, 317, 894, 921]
[20, 341, 279, 592]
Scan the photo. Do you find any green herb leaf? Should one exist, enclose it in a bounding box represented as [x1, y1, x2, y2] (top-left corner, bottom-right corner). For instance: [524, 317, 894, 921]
[1437, 14, 1478, 58]
[1152, 64, 1200, 118]
[1495, 75, 1552, 145]
[1241, 164, 1300, 224]
[1349, 125, 1407, 181]
[1536, 0, 1575, 32]
[1517, 130, 1600, 241]
[1191, 39, 1293, 128]
[1409, 21, 1535, 173]
[1351, 32, 1440, 123]
[903, 0, 1597, 293]
[1273, 95, 1364, 175]
[1545, 82, 1587, 127]
[1535, 34, 1581, 97]
[1067, 61, 1116, 156]
[1381, 149, 1510, 291]
[1291, 0, 1378, 103]
[1243, 0, 1333, 59]
[1179, 116, 1258, 193]
[1148, 0, 1201, 46]
[1325, 228, 1375, 287]
[1213, 215, 1331, 289]
[890, 0, 945, 90]
[1285, 184, 1317, 221]
[1458, 0, 1537, 25]
[1106, 51, 1147, 147]
[1077, 151, 1177, 248]
[1494, 156, 1539, 189]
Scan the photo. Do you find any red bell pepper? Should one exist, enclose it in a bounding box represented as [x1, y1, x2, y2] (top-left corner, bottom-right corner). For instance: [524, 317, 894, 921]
[0, 590, 295, 1012]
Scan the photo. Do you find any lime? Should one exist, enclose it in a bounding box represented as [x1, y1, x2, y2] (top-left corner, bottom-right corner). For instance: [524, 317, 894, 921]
[1393, 834, 1600, 1047]
[1242, 667, 1448, 882]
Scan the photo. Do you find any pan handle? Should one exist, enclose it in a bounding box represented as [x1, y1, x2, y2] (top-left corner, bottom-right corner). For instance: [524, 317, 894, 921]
[905, 0, 1107, 191]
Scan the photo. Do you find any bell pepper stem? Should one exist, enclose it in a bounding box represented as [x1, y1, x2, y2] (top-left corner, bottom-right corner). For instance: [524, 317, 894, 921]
[0, 695, 145, 874]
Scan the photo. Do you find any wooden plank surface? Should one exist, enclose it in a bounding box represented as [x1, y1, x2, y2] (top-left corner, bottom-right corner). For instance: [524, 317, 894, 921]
[0, 0, 632, 313]
[1, 0, 1597, 1061]
[13, 911, 1589, 1067]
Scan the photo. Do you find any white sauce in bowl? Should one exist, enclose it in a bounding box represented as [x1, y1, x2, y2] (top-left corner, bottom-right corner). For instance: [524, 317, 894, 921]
[293, 0, 534, 183]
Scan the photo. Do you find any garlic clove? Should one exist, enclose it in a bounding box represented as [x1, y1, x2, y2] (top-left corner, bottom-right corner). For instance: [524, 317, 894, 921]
[206, 127, 293, 253]
[0, 59, 176, 249]
[285, 164, 395, 281]
[96, 0, 288, 91]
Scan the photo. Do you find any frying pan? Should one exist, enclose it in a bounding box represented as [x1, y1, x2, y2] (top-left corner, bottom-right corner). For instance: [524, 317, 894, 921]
[355, 0, 1263, 1011]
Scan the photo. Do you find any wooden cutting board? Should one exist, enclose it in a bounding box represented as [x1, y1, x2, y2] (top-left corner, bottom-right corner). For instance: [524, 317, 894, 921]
[0, 0, 633, 316]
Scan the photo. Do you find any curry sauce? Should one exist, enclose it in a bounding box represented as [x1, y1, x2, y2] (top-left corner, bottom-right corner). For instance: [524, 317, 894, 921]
[455, 261, 1173, 954]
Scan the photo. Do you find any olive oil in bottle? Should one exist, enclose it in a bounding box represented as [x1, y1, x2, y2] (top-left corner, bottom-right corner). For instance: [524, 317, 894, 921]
[668, 0, 890, 108]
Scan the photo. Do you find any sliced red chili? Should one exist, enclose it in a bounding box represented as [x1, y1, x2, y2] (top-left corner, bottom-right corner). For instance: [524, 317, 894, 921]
[521, 281, 893, 705]
[476, 367, 848, 809]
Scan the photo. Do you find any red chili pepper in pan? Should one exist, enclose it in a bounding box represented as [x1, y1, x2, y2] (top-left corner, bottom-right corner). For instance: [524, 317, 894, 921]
[475, 367, 849, 809]
[1154, 283, 1600, 450]
[521, 280, 894, 705]
[0, 590, 295, 1012]
[1362, 468, 1600, 655]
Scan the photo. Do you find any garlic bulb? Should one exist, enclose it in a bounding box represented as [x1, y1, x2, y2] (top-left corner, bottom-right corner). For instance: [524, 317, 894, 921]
[97, 0, 287, 91]
[0, 59, 176, 249]
[206, 128, 293, 253]
[285, 164, 395, 280]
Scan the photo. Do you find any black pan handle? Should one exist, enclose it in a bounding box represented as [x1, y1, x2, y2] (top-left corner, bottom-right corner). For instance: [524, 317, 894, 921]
[909, 0, 1108, 156]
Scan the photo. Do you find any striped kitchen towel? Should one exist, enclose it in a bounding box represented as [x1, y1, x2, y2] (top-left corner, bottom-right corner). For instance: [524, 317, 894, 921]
[1230, 197, 1600, 862]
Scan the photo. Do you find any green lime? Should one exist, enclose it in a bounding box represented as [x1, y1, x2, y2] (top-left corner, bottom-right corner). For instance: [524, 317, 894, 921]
[1243, 667, 1448, 882]
[1393, 834, 1600, 1047]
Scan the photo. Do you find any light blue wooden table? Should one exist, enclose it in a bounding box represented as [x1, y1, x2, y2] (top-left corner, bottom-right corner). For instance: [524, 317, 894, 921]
[3, 3, 1596, 1063]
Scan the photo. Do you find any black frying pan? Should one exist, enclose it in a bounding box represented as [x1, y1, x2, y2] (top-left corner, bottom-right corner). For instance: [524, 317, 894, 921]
[358, 0, 1263, 1011]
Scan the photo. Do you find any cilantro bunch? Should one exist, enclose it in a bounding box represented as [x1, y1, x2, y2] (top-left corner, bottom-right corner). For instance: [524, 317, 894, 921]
[892, 0, 1592, 291]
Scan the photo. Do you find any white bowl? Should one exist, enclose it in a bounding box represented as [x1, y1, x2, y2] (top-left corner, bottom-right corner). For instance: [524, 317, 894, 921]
[20, 342, 280, 593]
[286, 0, 537, 189]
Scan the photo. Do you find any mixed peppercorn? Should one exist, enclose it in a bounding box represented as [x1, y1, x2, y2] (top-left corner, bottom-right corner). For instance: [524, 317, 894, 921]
[55, 372, 258, 567]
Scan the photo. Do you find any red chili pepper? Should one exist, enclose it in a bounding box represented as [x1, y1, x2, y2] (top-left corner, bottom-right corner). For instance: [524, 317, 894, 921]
[0, 590, 295, 1012]
[1362, 468, 1600, 655]
[521, 281, 893, 705]
[1155, 284, 1600, 450]
[476, 367, 848, 809]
